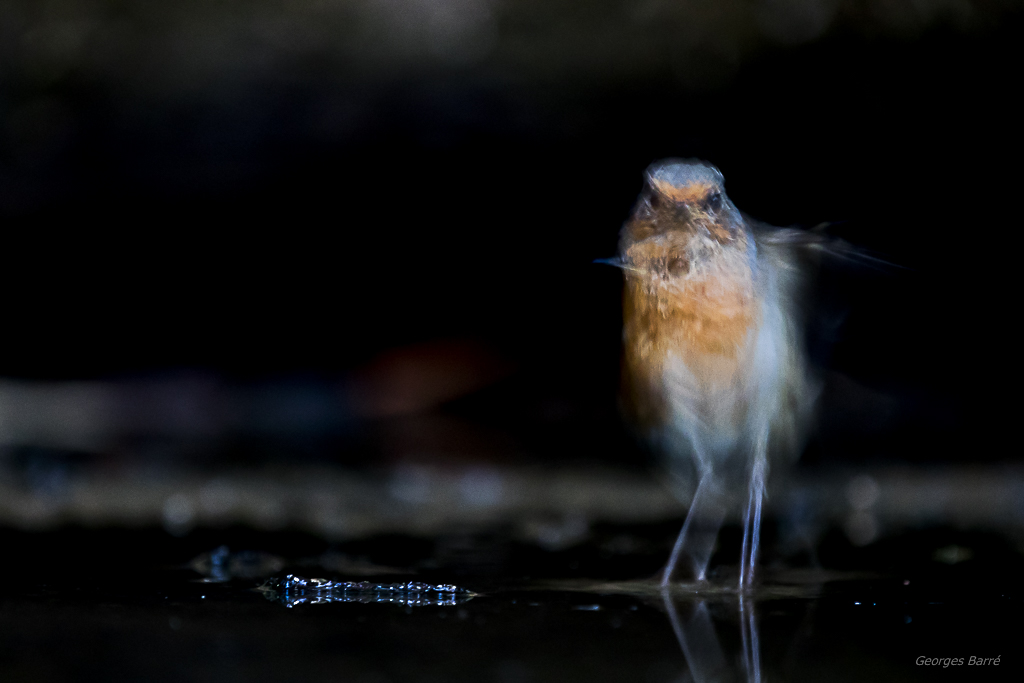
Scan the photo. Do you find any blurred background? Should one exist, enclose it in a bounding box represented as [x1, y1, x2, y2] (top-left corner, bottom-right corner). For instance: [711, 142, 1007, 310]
[0, 0, 1022, 555]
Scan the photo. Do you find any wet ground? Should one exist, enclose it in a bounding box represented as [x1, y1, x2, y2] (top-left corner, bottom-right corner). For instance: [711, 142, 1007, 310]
[1, 522, 1020, 682]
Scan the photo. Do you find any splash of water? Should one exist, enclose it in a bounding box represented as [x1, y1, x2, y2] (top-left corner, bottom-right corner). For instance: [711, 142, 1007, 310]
[257, 574, 476, 608]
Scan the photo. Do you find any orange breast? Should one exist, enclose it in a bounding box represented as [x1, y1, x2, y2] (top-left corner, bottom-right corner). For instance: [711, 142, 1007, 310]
[621, 272, 759, 431]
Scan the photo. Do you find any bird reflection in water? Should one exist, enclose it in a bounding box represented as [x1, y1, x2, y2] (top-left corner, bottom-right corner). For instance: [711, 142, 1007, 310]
[661, 589, 762, 683]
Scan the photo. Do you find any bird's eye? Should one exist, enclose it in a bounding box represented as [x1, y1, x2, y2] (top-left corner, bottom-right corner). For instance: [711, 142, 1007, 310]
[667, 257, 689, 276]
[706, 192, 722, 213]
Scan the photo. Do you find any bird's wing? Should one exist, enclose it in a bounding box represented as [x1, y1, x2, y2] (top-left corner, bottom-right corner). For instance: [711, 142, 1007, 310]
[751, 222, 899, 271]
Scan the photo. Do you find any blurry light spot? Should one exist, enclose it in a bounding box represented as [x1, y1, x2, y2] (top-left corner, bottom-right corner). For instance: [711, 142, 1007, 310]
[847, 474, 880, 511]
[168, 617, 182, 630]
[459, 467, 503, 508]
[521, 515, 590, 551]
[572, 604, 603, 611]
[163, 493, 196, 535]
[16, 495, 60, 528]
[933, 544, 973, 565]
[249, 497, 287, 530]
[844, 511, 878, 546]
[389, 465, 434, 504]
[200, 479, 239, 517]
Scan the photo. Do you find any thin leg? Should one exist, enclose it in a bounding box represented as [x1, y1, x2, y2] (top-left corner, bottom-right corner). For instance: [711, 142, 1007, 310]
[739, 449, 767, 590]
[661, 470, 728, 586]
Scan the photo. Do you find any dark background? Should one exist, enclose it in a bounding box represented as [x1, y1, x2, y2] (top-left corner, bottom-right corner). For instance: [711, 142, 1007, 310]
[2, 6, 1023, 680]
[1, 0, 1020, 469]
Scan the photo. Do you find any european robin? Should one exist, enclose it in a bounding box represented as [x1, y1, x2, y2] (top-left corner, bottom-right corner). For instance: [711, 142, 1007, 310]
[606, 159, 826, 589]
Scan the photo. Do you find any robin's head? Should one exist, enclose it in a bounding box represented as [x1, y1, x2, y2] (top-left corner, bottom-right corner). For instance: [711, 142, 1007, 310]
[616, 159, 752, 284]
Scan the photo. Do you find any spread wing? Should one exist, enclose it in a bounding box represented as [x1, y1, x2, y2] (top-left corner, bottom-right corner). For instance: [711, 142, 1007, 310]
[751, 222, 898, 271]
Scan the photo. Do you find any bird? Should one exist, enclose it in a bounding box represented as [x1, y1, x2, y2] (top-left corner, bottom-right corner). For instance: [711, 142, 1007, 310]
[603, 159, 830, 590]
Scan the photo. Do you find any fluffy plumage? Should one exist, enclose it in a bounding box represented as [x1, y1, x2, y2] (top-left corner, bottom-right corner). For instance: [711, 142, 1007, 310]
[614, 159, 822, 588]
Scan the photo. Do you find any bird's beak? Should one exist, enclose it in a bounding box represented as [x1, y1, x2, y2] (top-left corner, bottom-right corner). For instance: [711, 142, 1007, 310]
[594, 257, 642, 274]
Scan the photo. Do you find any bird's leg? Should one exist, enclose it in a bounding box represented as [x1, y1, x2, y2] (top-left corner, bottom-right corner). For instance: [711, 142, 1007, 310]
[739, 593, 763, 683]
[661, 467, 729, 587]
[739, 434, 769, 591]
